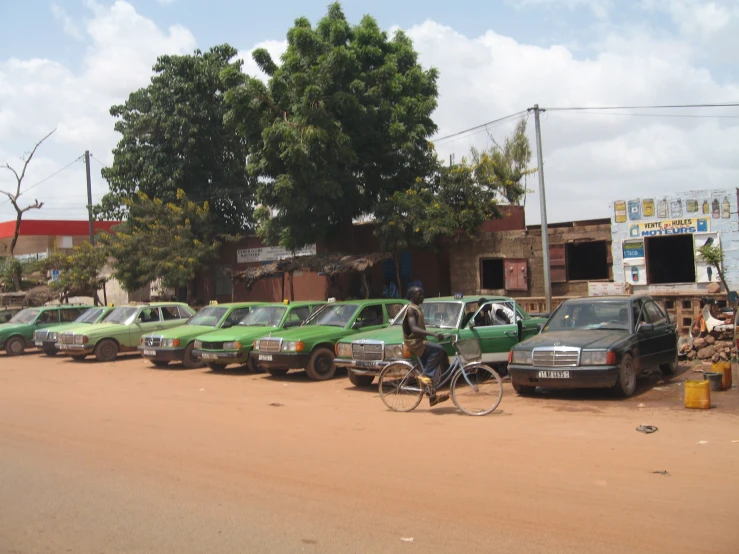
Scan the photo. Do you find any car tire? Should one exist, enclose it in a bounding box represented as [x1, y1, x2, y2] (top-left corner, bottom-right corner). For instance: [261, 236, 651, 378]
[245, 357, 260, 373]
[613, 353, 636, 397]
[348, 371, 374, 387]
[267, 368, 289, 377]
[5, 336, 25, 356]
[182, 342, 203, 369]
[94, 339, 119, 362]
[152, 361, 170, 368]
[660, 352, 678, 376]
[305, 347, 336, 381]
[512, 381, 536, 395]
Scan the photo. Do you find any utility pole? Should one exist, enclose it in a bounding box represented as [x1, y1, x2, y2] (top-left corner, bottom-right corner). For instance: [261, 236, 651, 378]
[84, 150, 94, 245]
[531, 105, 552, 313]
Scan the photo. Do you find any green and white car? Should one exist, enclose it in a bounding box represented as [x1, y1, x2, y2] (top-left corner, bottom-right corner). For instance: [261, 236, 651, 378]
[333, 295, 547, 386]
[138, 302, 263, 369]
[250, 299, 407, 380]
[57, 302, 195, 362]
[0, 304, 91, 356]
[33, 306, 115, 356]
[192, 301, 325, 371]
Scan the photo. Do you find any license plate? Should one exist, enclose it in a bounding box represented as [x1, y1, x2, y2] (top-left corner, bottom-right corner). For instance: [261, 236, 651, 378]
[202, 353, 219, 360]
[143, 349, 156, 356]
[356, 360, 380, 368]
[259, 354, 273, 361]
[538, 370, 570, 379]
[35, 341, 43, 347]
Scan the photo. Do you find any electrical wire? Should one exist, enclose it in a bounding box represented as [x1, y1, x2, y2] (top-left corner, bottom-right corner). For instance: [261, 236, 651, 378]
[431, 110, 529, 144]
[542, 102, 739, 111]
[0, 155, 83, 207]
[547, 111, 739, 119]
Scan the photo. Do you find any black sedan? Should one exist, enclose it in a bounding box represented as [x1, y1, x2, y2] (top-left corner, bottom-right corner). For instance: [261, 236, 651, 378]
[508, 295, 678, 397]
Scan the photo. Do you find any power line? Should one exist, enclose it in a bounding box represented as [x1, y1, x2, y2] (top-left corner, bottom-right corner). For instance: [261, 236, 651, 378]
[0, 155, 83, 207]
[431, 110, 528, 144]
[543, 102, 739, 111]
[548, 111, 739, 119]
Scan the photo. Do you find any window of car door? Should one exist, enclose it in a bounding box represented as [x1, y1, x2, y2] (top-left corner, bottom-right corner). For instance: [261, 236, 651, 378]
[644, 302, 667, 326]
[353, 305, 384, 329]
[284, 306, 311, 328]
[61, 308, 81, 322]
[225, 308, 251, 327]
[137, 308, 160, 324]
[35, 310, 58, 325]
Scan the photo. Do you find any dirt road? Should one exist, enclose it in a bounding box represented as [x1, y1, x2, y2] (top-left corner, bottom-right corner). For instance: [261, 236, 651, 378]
[1, 353, 738, 553]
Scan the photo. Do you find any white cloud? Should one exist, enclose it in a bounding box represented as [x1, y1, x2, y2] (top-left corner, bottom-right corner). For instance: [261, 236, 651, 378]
[51, 2, 83, 40]
[156, 0, 176, 5]
[236, 40, 288, 81]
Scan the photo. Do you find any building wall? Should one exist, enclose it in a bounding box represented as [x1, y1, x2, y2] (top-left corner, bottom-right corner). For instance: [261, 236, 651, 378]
[449, 222, 614, 298]
[610, 188, 739, 293]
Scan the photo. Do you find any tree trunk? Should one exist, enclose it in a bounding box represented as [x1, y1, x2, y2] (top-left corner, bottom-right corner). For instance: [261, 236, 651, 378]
[10, 256, 21, 291]
[8, 211, 23, 258]
[281, 272, 286, 301]
[394, 252, 403, 298]
[231, 278, 236, 303]
[289, 271, 295, 301]
[361, 271, 369, 299]
[102, 281, 108, 306]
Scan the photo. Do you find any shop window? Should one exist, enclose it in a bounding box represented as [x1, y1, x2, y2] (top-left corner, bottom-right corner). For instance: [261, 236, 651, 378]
[480, 259, 504, 289]
[645, 235, 695, 284]
[566, 241, 609, 281]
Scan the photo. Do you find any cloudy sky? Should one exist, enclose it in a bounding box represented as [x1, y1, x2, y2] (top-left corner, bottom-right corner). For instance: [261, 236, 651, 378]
[1, 0, 737, 226]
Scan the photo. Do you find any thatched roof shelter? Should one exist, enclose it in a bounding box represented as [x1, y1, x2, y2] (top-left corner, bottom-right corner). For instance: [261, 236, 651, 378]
[228, 252, 391, 291]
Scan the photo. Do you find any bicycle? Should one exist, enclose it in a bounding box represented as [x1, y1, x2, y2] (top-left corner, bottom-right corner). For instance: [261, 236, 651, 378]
[377, 335, 503, 416]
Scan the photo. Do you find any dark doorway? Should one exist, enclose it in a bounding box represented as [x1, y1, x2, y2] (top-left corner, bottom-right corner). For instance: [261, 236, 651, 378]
[480, 259, 505, 289]
[646, 234, 696, 284]
[566, 241, 609, 281]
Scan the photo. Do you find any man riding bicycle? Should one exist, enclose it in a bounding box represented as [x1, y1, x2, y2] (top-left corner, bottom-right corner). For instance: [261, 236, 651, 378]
[403, 286, 450, 407]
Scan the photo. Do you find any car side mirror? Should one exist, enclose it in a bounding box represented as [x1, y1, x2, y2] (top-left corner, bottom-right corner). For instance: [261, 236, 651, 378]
[637, 322, 654, 333]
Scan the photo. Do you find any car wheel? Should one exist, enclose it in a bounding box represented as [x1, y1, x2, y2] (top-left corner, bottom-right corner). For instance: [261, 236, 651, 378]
[267, 368, 289, 377]
[305, 347, 336, 381]
[512, 381, 536, 395]
[152, 361, 170, 368]
[5, 336, 25, 356]
[348, 371, 374, 387]
[613, 353, 636, 397]
[245, 357, 260, 373]
[94, 339, 119, 362]
[660, 352, 678, 376]
[182, 342, 204, 369]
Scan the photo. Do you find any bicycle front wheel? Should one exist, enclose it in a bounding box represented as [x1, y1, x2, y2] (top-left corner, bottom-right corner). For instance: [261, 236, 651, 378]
[451, 363, 503, 416]
[378, 362, 424, 412]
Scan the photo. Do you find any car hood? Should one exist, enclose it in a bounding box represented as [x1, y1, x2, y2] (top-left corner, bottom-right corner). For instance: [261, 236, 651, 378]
[68, 322, 129, 336]
[258, 325, 353, 344]
[195, 326, 281, 343]
[337, 326, 404, 346]
[39, 322, 93, 333]
[519, 330, 628, 350]
[147, 324, 213, 341]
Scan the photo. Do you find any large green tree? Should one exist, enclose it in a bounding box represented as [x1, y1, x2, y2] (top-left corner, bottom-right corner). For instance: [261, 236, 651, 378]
[98, 44, 254, 234]
[223, 2, 439, 249]
[99, 190, 220, 298]
[37, 243, 109, 304]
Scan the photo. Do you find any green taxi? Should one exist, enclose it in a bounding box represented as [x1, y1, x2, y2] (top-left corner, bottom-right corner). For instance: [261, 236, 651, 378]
[57, 302, 195, 362]
[33, 306, 115, 356]
[250, 299, 407, 380]
[0, 304, 91, 356]
[192, 301, 325, 371]
[333, 295, 547, 386]
[138, 302, 263, 369]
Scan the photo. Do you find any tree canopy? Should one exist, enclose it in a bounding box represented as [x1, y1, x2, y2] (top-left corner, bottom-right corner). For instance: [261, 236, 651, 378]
[223, 2, 439, 250]
[37, 243, 109, 303]
[98, 44, 254, 235]
[99, 190, 220, 295]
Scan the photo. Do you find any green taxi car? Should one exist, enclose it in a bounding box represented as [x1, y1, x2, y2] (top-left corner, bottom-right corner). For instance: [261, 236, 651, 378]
[192, 301, 325, 371]
[138, 302, 263, 369]
[33, 306, 115, 356]
[333, 295, 548, 386]
[0, 304, 91, 356]
[57, 302, 195, 362]
[250, 298, 407, 380]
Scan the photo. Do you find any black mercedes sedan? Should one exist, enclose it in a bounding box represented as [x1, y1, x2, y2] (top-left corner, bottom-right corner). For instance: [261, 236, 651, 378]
[508, 295, 678, 397]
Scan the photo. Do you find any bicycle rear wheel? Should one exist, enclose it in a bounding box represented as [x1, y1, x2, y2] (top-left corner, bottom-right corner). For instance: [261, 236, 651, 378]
[451, 363, 503, 416]
[378, 362, 424, 412]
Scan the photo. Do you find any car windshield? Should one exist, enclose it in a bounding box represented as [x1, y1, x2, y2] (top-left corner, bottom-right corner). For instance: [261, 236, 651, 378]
[188, 307, 228, 327]
[103, 307, 139, 325]
[239, 306, 286, 327]
[75, 308, 106, 324]
[544, 301, 630, 332]
[304, 304, 359, 328]
[9, 309, 39, 324]
[391, 302, 462, 329]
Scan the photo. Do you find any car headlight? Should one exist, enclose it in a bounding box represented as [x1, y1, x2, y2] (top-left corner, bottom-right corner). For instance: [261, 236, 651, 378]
[33, 331, 39, 340]
[281, 341, 304, 352]
[74, 335, 89, 345]
[194, 340, 203, 349]
[223, 341, 242, 350]
[511, 350, 533, 364]
[384, 344, 406, 359]
[336, 343, 352, 358]
[48, 332, 57, 341]
[581, 350, 615, 365]
[162, 338, 181, 348]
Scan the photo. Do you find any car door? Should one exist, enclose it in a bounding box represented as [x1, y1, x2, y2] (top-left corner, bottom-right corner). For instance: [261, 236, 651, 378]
[33, 309, 60, 334]
[644, 301, 676, 364]
[130, 307, 164, 347]
[634, 301, 659, 369]
[350, 304, 386, 333]
[465, 300, 519, 365]
[517, 308, 542, 340]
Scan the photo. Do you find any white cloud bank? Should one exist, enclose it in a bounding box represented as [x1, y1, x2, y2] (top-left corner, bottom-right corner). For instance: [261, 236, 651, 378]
[1, 0, 737, 226]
